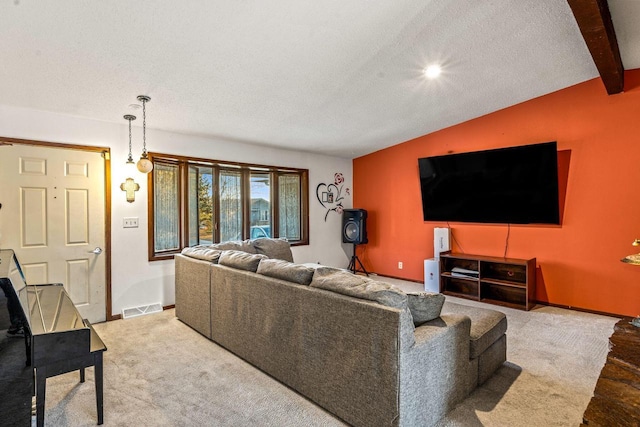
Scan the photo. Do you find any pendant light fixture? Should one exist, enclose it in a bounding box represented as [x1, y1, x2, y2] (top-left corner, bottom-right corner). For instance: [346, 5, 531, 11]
[121, 114, 140, 202]
[123, 114, 136, 165]
[136, 95, 153, 173]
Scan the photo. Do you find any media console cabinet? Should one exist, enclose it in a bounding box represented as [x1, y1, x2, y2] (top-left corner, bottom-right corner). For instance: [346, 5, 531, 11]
[439, 252, 536, 311]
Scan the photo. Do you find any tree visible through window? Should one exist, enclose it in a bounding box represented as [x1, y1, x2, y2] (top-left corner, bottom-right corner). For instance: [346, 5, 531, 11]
[198, 170, 213, 243]
[188, 166, 213, 246]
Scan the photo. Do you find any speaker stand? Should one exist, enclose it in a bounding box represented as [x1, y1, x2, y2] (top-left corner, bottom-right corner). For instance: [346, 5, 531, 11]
[348, 244, 369, 276]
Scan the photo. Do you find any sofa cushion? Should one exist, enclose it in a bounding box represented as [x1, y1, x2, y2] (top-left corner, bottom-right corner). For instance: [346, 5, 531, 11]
[218, 250, 267, 272]
[310, 270, 407, 309]
[256, 259, 315, 285]
[308, 265, 347, 275]
[441, 302, 507, 358]
[210, 240, 257, 254]
[406, 292, 445, 325]
[251, 238, 294, 262]
[310, 268, 366, 287]
[181, 246, 222, 263]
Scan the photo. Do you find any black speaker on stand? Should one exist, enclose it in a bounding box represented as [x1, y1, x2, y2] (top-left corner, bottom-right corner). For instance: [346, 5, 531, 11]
[342, 209, 369, 275]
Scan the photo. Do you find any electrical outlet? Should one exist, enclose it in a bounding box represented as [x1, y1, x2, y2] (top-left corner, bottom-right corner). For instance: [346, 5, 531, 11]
[398, 261, 403, 270]
[123, 217, 139, 228]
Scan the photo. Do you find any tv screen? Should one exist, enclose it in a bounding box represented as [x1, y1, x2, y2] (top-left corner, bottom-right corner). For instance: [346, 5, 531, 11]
[418, 142, 560, 224]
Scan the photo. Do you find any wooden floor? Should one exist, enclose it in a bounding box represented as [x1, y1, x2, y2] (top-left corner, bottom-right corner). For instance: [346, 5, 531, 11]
[581, 318, 640, 426]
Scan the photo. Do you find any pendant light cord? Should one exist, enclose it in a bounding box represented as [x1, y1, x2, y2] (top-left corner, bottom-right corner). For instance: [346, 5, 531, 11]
[141, 99, 147, 156]
[123, 114, 136, 163]
[128, 119, 133, 158]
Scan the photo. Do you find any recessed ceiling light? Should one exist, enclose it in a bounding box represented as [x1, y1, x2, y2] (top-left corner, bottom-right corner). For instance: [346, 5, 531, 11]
[424, 65, 441, 79]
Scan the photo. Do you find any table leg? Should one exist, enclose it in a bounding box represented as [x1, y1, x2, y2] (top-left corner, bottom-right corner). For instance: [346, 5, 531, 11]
[95, 353, 104, 425]
[35, 367, 46, 427]
[80, 367, 85, 383]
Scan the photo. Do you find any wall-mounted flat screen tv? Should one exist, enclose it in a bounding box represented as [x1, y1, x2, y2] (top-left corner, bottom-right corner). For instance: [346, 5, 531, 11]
[418, 141, 560, 224]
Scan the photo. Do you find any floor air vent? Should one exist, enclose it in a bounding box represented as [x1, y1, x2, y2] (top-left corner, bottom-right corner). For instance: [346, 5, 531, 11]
[122, 303, 163, 319]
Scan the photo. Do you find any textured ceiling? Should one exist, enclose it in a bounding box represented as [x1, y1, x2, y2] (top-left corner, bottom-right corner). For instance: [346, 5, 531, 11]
[0, 1, 639, 158]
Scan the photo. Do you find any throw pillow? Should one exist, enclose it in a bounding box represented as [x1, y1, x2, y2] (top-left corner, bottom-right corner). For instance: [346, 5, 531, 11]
[256, 259, 315, 285]
[406, 292, 445, 325]
[180, 246, 222, 263]
[218, 250, 267, 272]
[251, 238, 294, 262]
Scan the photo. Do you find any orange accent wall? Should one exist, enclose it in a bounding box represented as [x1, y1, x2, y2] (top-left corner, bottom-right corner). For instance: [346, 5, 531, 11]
[353, 70, 640, 317]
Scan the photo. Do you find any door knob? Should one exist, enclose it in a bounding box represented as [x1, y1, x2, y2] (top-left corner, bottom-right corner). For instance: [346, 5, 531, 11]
[89, 247, 103, 255]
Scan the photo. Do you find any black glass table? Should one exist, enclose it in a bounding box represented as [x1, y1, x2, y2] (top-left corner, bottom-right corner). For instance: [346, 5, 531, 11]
[0, 249, 107, 426]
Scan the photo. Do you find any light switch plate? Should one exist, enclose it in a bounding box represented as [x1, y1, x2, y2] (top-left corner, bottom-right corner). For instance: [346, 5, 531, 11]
[123, 217, 139, 228]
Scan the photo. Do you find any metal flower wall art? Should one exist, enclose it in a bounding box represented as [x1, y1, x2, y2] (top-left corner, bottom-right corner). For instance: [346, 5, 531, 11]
[316, 172, 350, 221]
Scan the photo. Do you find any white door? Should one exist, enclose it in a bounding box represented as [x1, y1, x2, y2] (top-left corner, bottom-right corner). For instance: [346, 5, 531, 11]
[0, 144, 107, 323]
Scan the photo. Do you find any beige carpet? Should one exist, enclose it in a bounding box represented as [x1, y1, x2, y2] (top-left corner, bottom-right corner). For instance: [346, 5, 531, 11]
[36, 277, 617, 426]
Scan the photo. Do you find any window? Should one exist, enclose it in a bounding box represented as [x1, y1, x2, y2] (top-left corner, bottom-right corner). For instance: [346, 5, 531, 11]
[153, 162, 180, 254]
[148, 153, 309, 260]
[188, 165, 213, 246]
[279, 173, 302, 241]
[250, 172, 271, 238]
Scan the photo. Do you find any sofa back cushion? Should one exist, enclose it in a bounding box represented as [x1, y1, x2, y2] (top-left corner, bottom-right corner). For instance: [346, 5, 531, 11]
[210, 266, 403, 427]
[218, 250, 267, 272]
[310, 270, 407, 309]
[209, 240, 257, 254]
[180, 246, 222, 263]
[256, 259, 314, 285]
[406, 292, 445, 325]
[251, 238, 294, 262]
[306, 265, 344, 274]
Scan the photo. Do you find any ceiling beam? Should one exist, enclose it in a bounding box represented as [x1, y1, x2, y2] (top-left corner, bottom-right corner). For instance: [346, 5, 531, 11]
[567, 0, 624, 94]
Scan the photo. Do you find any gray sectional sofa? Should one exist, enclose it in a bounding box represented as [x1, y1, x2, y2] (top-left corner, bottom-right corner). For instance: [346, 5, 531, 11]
[174, 238, 507, 427]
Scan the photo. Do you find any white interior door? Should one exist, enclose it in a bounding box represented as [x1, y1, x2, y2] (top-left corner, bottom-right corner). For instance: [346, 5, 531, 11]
[0, 144, 107, 323]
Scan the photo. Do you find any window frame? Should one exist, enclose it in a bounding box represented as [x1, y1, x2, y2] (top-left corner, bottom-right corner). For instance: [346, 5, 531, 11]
[147, 152, 309, 261]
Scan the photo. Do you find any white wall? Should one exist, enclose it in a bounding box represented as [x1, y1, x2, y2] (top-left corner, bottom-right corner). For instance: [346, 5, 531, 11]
[0, 105, 353, 317]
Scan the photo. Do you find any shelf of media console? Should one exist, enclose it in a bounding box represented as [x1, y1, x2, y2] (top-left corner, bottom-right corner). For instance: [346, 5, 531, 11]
[441, 272, 477, 281]
[480, 278, 527, 288]
[441, 273, 524, 287]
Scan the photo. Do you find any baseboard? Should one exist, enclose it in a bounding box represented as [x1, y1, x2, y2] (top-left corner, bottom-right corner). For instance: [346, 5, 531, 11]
[534, 301, 623, 319]
[374, 273, 423, 284]
[108, 304, 175, 322]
